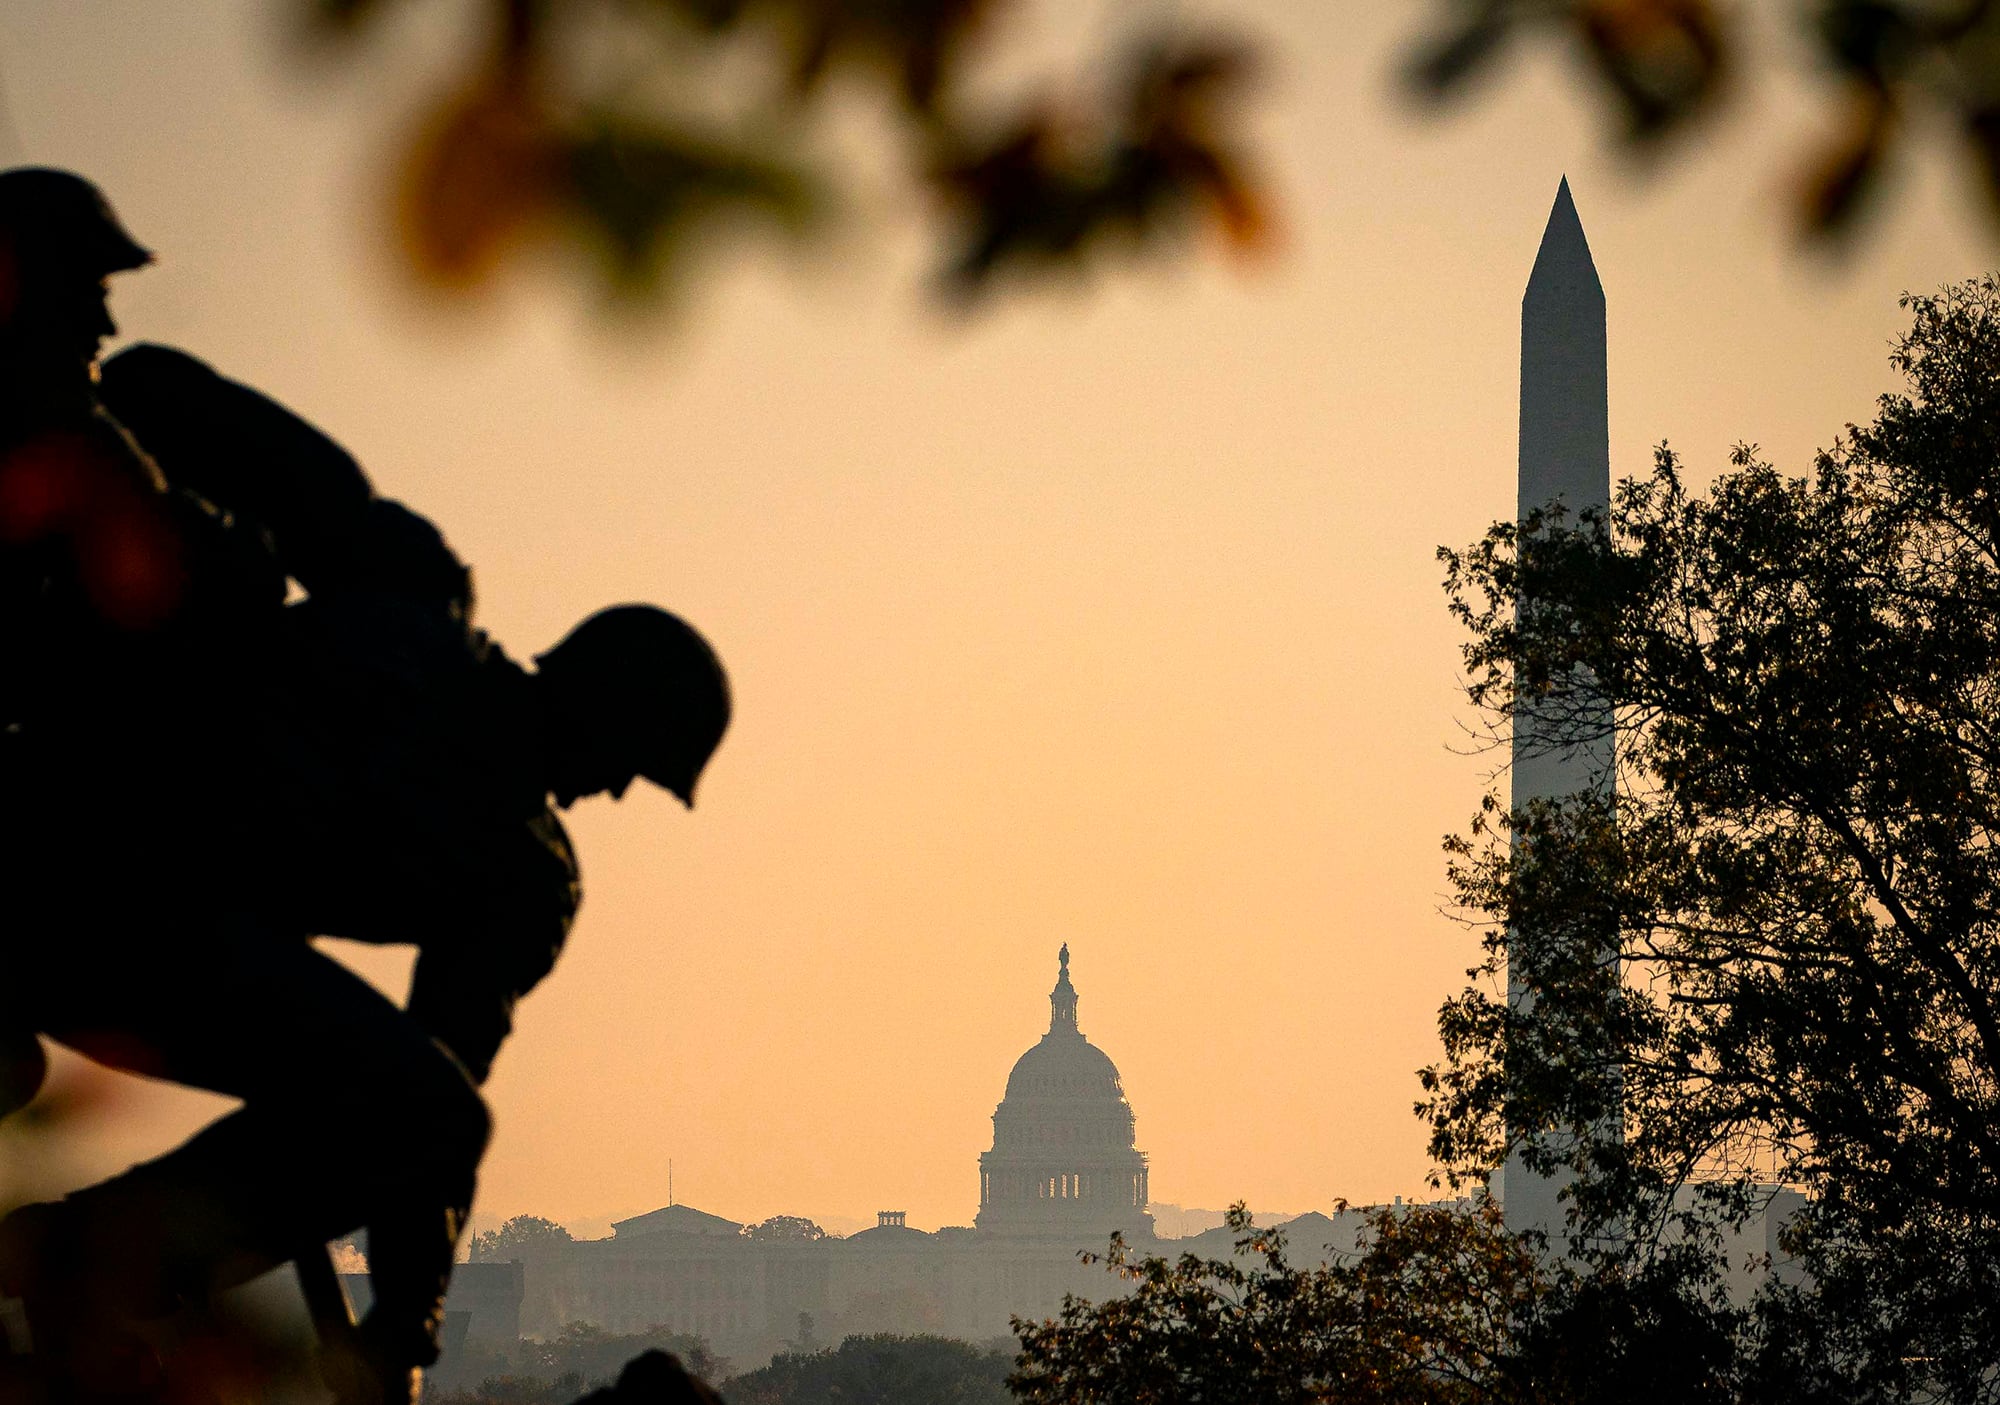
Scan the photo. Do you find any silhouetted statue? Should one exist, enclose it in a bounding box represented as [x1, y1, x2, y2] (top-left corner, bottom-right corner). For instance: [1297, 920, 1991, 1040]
[97, 344, 536, 1399]
[0, 169, 732, 1405]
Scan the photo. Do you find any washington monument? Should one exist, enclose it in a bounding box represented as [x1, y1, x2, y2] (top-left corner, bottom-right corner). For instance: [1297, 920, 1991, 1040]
[1504, 178, 1614, 1248]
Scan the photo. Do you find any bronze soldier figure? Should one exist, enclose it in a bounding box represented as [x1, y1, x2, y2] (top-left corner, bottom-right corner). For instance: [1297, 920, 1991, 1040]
[0, 169, 731, 1405]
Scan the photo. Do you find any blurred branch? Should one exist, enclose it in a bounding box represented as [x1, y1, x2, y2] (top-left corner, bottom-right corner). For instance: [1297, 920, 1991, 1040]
[1402, 0, 2000, 242]
[931, 37, 1272, 298]
[292, 0, 1271, 308]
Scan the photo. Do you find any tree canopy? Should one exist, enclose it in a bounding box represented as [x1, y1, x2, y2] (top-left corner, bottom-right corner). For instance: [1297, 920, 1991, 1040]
[523, 1322, 723, 1390]
[1008, 1203, 1547, 1405]
[741, 1214, 830, 1243]
[961, 1199, 1766, 1404]
[1430, 275, 2000, 1398]
[468, 1213, 575, 1262]
[433, 1322, 723, 1404]
[724, 1333, 1012, 1405]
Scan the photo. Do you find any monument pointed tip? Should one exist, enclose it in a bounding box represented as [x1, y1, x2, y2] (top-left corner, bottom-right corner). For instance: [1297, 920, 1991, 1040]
[1528, 175, 1599, 300]
[1544, 178, 1582, 235]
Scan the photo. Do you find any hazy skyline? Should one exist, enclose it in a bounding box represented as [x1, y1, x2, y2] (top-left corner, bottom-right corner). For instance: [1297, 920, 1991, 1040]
[0, 0, 1990, 1235]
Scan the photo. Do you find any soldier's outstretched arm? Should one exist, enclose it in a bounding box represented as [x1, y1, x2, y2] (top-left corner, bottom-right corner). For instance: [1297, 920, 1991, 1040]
[358, 809, 577, 1386]
[401, 810, 579, 1085]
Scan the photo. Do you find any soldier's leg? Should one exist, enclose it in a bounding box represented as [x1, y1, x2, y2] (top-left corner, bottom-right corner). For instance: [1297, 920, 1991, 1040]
[354, 946, 528, 1371]
[5, 926, 489, 1324]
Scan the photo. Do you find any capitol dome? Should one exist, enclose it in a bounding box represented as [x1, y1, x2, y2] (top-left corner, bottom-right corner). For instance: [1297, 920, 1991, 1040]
[1002, 1033, 1124, 1103]
[975, 946, 1153, 1239]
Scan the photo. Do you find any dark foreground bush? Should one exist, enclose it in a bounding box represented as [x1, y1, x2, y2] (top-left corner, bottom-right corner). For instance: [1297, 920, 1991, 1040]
[723, 1332, 1013, 1405]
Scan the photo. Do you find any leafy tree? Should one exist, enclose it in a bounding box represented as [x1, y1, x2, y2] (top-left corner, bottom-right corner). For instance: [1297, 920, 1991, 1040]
[523, 1322, 723, 1388]
[723, 1332, 1012, 1405]
[290, 0, 1267, 306]
[742, 1214, 829, 1243]
[1009, 1204, 1754, 1405]
[1431, 275, 2000, 1397]
[1506, 1253, 1744, 1405]
[426, 1333, 519, 1395]
[469, 1213, 575, 1262]
[435, 1323, 723, 1404]
[1009, 1202, 1545, 1405]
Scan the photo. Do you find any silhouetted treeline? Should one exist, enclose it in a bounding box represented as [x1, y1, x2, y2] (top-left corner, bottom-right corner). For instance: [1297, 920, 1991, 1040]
[430, 1323, 724, 1403]
[431, 1330, 1010, 1405]
[725, 1334, 1013, 1405]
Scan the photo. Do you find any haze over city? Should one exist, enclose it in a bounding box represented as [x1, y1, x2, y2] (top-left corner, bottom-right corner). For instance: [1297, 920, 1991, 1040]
[0, 0, 1987, 1239]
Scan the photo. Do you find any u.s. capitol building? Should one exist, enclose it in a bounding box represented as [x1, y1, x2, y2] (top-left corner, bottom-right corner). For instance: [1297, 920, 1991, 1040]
[496, 948, 1181, 1362]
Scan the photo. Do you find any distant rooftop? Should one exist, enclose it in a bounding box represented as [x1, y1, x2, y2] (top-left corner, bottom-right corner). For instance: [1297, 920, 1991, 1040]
[610, 1203, 745, 1239]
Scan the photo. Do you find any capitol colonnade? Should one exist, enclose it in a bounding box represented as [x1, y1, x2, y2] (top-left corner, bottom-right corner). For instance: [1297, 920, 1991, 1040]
[977, 1168, 1150, 1210]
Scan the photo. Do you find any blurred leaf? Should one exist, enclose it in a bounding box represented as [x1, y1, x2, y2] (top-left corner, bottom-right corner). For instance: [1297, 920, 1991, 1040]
[1403, 2, 1514, 102]
[932, 37, 1267, 296]
[1399, 0, 2000, 245]
[1966, 103, 2000, 223]
[1816, 0, 1920, 77]
[932, 118, 1074, 289]
[1403, 0, 1727, 144]
[1130, 40, 1273, 254]
[291, 0, 1273, 308]
[780, 0, 997, 111]
[1578, 0, 1729, 142]
[396, 76, 563, 289]
[1797, 84, 1893, 237]
[309, 0, 386, 25]
[302, 0, 409, 36]
[1153, 138, 1272, 255]
[565, 115, 822, 295]
[1137, 36, 1258, 112]
[637, 0, 754, 34]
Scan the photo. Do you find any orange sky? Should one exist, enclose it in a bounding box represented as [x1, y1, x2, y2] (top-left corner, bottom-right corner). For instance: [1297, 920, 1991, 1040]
[0, 0, 1989, 1238]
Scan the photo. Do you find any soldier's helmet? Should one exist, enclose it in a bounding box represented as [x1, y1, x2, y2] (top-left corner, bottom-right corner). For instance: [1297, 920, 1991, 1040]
[537, 605, 732, 806]
[0, 167, 152, 284]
